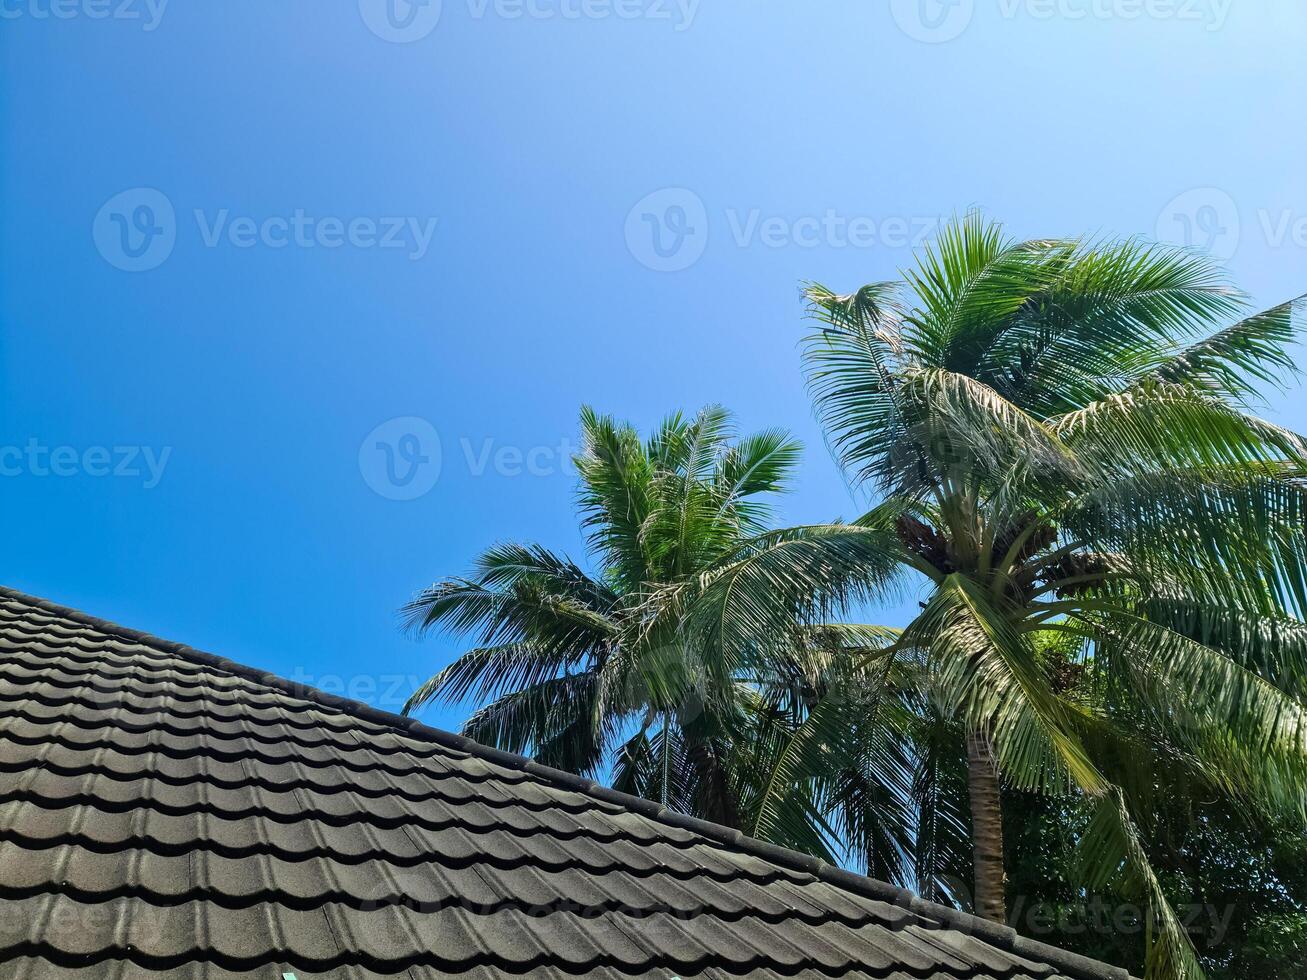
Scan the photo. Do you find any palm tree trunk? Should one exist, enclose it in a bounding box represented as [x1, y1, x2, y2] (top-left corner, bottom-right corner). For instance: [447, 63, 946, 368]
[687, 737, 741, 829]
[966, 727, 1007, 923]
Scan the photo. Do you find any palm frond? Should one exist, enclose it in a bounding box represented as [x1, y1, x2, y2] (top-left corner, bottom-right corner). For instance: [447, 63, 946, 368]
[690, 523, 908, 683]
[712, 427, 803, 534]
[911, 576, 1106, 796]
[909, 707, 973, 905]
[803, 280, 913, 492]
[1064, 469, 1307, 617]
[1079, 789, 1206, 980]
[1052, 380, 1307, 478]
[575, 405, 657, 589]
[1155, 295, 1305, 404]
[1090, 611, 1307, 820]
[1141, 598, 1307, 698]
[459, 670, 611, 776]
[404, 642, 580, 714]
[982, 237, 1242, 415]
[899, 213, 1072, 371]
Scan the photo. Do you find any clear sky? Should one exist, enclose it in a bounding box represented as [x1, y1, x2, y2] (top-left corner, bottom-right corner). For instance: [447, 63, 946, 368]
[2, 1, 1305, 733]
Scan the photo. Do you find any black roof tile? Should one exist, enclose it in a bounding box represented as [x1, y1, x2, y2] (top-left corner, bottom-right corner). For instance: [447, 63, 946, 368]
[0, 587, 1132, 980]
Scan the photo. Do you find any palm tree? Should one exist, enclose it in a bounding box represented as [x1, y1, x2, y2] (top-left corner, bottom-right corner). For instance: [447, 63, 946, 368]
[402, 215, 1306, 980]
[401, 405, 898, 837]
[698, 213, 1307, 979]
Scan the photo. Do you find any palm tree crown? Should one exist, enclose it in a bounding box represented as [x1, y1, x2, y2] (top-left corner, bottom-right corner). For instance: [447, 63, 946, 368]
[403, 405, 888, 832]
[746, 213, 1307, 980]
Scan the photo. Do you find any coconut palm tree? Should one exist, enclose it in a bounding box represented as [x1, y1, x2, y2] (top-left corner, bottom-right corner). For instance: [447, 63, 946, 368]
[402, 215, 1306, 980]
[695, 213, 1307, 980]
[401, 405, 902, 840]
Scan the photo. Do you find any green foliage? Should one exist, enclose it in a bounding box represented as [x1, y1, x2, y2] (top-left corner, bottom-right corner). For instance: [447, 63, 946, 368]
[786, 214, 1307, 980]
[1237, 913, 1307, 978]
[1004, 787, 1307, 979]
[403, 405, 906, 845]
[405, 214, 1307, 980]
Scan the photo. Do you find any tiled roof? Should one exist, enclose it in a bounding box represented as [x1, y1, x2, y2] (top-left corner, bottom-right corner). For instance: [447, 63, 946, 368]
[0, 586, 1130, 980]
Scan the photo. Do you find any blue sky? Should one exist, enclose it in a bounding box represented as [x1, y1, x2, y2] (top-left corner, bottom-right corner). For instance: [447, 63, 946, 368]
[2, 1, 1305, 733]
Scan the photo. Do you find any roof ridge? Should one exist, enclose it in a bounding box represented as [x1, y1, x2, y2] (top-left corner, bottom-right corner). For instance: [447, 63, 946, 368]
[0, 584, 1132, 980]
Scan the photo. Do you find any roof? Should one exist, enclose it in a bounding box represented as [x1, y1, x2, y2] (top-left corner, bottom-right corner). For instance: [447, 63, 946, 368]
[0, 585, 1131, 980]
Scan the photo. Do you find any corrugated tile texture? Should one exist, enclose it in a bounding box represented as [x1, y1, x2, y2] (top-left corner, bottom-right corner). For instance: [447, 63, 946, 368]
[0, 589, 1128, 980]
